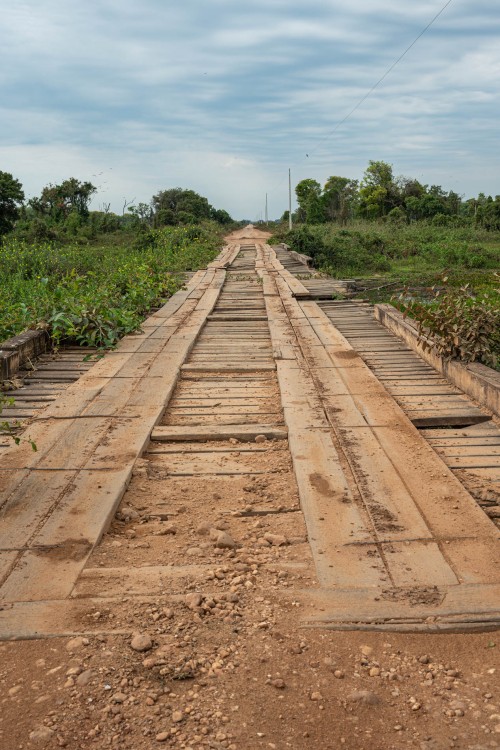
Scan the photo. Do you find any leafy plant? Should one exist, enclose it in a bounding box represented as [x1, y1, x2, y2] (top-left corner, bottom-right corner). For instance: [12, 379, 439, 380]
[398, 277, 500, 369]
[0, 224, 223, 345]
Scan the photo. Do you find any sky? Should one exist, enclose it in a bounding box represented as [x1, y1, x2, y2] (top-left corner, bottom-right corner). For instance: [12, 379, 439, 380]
[0, 0, 499, 220]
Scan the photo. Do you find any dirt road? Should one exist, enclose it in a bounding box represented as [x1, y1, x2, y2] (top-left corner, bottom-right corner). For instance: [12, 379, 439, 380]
[0, 227, 499, 749]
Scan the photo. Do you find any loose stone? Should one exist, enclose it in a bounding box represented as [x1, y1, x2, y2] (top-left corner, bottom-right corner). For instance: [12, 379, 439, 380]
[130, 633, 153, 652]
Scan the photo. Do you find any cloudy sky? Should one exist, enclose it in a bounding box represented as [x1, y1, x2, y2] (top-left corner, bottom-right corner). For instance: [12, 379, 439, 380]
[1, 1, 498, 219]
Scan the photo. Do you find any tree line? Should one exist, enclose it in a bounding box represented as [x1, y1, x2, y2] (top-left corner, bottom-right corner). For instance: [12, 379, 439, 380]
[289, 161, 500, 230]
[0, 172, 233, 242]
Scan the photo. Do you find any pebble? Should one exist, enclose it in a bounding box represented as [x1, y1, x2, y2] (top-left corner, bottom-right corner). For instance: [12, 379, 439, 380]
[270, 679, 286, 689]
[196, 522, 212, 536]
[120, 505, 139, 520]
[130, 633, 153, 652]
[185, 593, 204, 610]
[65, 636, 88, 652]
[347, 690, 381, 706]
[76, 670, 93, 687]
[156, 731, 169, 742]
[215, 531, 237, 549]
[172, 710, 184, 723]
[157, 524, 177, 536]
[263, 533, 287, 547]
[111, 692, 127, 704]
[361, 646, 373, 657]
[255, 435, 267, 444]
[29, 727, 55, 744]
[311, 692, 323, 701]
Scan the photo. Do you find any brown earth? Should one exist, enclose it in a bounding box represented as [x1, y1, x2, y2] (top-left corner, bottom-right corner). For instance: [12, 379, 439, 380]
[1, 434, 499, 750]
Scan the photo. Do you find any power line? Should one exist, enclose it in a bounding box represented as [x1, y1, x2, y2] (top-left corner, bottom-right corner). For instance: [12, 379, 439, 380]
[305, 0, 454, 159]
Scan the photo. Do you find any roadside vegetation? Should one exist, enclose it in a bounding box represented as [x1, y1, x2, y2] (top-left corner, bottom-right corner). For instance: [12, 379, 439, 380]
[271, 160, 500, 369]
[0, 224, 223, 347]
[0, 174, 233, 347]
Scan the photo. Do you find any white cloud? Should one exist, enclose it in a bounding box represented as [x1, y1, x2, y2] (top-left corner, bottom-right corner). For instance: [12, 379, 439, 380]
[0, 1, 499, 218]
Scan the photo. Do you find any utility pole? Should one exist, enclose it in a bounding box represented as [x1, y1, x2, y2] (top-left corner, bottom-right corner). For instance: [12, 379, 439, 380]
[288, 169, 293, 230]
[265, 193, 268, 224]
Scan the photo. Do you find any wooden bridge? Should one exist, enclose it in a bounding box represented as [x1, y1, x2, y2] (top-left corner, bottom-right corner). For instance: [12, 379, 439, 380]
[1, 227, 499, 638]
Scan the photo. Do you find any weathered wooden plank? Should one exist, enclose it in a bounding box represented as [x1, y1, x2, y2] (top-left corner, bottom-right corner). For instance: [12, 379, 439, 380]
[151, 424, 288, 442]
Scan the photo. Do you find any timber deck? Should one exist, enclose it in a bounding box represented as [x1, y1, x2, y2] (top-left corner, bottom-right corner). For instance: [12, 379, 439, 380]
[0, 235, 499, 637]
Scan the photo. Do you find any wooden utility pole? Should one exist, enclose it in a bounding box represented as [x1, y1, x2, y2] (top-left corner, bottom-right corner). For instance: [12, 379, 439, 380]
[265, 193, 268, 224]
[288, 169, 293, 230]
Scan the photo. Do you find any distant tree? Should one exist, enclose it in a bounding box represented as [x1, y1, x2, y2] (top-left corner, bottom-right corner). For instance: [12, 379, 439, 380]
[30, 178, 96, 222]
[0, 171, 24, 235]
[323, 176, 359, 225]
[210, 207, 233, 225]
[478, 195, 500, 231]
[152, 188, 212, 226]
[359, 160, 398, 218]
[128, 202, 154, 227]
[295, 179, 324, 223]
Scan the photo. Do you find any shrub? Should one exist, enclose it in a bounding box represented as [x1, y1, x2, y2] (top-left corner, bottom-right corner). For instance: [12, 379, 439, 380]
[399, 281, 500, 369]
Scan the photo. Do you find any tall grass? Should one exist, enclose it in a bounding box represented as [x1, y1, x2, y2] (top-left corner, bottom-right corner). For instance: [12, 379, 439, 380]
[271, 221, 500, 279]
[0, 224, 223, 346]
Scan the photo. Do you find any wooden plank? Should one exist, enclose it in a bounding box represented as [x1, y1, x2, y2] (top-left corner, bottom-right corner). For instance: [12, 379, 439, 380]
[421, 427, 500, 438]
[0, 254, 231, 604]
[429, 438, 500, 447]
[181, 364, 276, 372]
[265, 251, 500, 594]
[151, 424, 288, 442]
[148, 453, 273, 475]
[168, 405, 278, 415]
[303, 583, 500, 628]
[163, 414, 281, 426]
[73, 565, 209, 598]
[410, 413, 491, 428]
[434, 446, 500, 456]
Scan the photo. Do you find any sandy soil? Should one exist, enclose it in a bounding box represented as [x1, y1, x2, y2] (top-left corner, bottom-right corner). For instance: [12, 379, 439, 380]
[1, 436, 499, 750]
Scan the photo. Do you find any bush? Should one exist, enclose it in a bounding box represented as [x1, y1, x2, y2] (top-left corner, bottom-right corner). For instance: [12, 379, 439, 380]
[399, 282, 500, 369]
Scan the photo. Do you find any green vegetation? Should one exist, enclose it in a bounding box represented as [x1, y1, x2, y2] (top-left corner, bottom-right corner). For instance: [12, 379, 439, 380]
[0, 224, 223, 347]
[271, 221, 500, 278]
[399, 283, 500, 370]
[0, 173, 235, 349]
[271, 220, 500, 369]
[0, 171, 24, 235]
[272, 158, 500, 370]
[289, 160, 500, 228]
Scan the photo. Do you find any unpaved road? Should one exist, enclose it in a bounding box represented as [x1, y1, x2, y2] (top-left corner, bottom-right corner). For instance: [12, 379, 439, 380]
[0, 227, 499, 750]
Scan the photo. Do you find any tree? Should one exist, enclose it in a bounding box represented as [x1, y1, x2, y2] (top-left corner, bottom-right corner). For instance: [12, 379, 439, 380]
[323, 176, 359, 225]
[0, 171, 24, 235]
[295, 179, 324, 223]
[29, 178, 96, 222]
[128, 202, 154, 227]
[152, 188, 212, 226]
[359, 160, 397, 218]
[210, 207, 233, 225]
